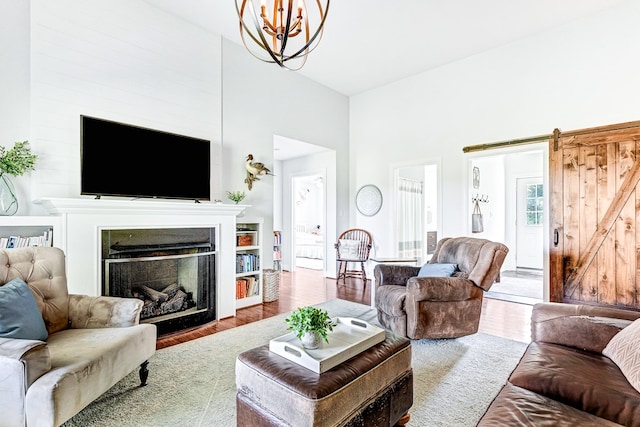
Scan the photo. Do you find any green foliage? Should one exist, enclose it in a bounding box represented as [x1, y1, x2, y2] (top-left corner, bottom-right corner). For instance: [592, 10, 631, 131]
[0, 141, 37, 177]
[285, 306, 334, 343]
[226, 190, 246, 204]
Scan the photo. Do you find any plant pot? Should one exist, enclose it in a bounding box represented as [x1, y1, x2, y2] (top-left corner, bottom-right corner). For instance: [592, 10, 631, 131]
[0, 174, 18, 216]
[300, 331, 322, 350]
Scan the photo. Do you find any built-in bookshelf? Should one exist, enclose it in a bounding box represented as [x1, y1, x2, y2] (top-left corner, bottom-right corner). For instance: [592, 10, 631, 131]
[236, 220, 263, 309]
[273, 230, 282, 272]
[0, 216, 60, 249]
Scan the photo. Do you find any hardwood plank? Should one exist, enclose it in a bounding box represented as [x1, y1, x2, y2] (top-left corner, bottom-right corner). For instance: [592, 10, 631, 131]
[615, 141, 637, 307]
[157, 268, 532, 349]
[598, 143, 617, 305]
[549, 135, 564, 302]
[563, 147, 581, 299]
[580, 145, 598, 302]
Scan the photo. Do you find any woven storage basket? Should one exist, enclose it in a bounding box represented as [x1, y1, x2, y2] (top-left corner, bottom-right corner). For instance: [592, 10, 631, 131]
[262, 269, 280, 302]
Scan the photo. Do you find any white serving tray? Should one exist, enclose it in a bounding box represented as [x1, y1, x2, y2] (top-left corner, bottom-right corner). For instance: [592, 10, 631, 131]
[269, 317, 386, 374]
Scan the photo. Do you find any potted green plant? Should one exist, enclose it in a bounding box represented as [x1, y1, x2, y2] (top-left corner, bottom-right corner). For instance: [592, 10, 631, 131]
[0, 141, 37, 216]
[285, 306, 334, 349]
[226, 190, 246, 204]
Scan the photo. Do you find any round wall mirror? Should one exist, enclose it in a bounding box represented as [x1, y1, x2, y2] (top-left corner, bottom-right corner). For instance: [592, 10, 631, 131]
[356, 185, 383, 216]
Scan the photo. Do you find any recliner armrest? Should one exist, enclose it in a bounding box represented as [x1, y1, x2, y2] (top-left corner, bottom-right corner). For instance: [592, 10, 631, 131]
[406, 276, 482, 301]
[531, 302, 640, 353]
[374, 265, 420, 286]
[68, 294, 144, 328]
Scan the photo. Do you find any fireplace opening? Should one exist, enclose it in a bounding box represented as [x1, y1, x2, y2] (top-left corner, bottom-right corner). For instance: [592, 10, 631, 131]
[101, 228, 216, 336]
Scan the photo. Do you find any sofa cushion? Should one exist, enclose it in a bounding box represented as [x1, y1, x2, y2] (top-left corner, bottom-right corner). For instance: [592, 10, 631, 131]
[478, 383, 622, 427]
[603, 317, 640, 394]
[26, 324, 157, 426]
[417, 263, 457, 277]
[509, 342, 640, 426]
[0, 278, 48, 341]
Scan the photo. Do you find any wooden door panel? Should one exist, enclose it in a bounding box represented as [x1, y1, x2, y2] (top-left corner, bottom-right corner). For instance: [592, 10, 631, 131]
[615, 141, 637, 307]
[550, 121, 640, 310]
[562, 147, 581, 299]
[579, 145, 598, 302]
[597, 143, 617, 305]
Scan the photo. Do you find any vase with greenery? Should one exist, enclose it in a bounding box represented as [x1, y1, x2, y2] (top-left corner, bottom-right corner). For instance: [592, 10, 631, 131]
[0, 141, 37, 216]
[226, 190, 246, 204]
[285, 306, 334, 349]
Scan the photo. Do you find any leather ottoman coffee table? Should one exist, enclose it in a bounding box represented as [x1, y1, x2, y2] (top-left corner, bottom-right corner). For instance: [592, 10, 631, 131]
[235, 332, 412, 427]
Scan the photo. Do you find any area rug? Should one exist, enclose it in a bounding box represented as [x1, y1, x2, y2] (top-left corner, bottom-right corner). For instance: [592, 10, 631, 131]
[62, 299, 527, 427]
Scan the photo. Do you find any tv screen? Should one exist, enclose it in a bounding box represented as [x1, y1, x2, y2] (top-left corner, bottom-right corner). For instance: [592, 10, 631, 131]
[81, 115, 211, 201]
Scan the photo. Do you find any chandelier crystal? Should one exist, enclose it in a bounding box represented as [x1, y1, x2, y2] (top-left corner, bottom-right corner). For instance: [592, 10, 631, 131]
[236, 0, 329, 71]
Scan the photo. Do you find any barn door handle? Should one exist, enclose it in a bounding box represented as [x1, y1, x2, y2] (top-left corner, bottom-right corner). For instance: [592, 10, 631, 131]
[553, 229, 559, 247]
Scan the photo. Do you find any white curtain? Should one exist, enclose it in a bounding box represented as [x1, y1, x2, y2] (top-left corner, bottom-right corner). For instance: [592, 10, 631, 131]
[397, 178, 423, 259]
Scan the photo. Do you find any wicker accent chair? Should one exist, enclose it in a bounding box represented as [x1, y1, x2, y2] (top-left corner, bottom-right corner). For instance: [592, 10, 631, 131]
[374, 237, 508, 339]
[334, 228, 373, 284]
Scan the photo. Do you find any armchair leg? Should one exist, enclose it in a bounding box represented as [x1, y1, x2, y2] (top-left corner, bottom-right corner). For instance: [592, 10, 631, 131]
[139, 360, 149, 386]
[360, 261, 367, 284]
[337, 261, 347, 284]
[395, 413, 410, 426]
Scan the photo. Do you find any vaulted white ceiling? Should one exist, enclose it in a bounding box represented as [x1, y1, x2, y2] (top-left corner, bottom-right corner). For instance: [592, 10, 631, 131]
[146, 0, 628, 96]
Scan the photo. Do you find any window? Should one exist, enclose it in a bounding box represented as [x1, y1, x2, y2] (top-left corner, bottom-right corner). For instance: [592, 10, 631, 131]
[526, 184, 543, 225]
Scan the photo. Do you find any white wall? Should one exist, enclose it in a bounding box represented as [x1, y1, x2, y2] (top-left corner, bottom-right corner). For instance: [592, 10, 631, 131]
[350, 0, 640, 259]
[0, 0, 32, 214]
[221, 41, 348, 271]
[29, 0, 223, 206]
[2, 1, 349, 290]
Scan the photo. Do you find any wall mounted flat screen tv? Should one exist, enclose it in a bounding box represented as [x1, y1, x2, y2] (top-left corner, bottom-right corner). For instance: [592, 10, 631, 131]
[81, 115, 211, 201]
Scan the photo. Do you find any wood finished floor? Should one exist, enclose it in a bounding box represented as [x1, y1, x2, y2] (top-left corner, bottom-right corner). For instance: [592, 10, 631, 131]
[156, 268, 533, 349]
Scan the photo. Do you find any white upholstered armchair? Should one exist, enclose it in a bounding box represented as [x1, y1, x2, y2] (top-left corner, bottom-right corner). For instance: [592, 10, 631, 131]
[0, 247, 157, 426]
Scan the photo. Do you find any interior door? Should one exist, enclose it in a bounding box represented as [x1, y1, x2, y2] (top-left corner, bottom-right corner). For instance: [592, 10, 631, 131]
[549, 121, 640, 309]
[516, 177, 543, 269]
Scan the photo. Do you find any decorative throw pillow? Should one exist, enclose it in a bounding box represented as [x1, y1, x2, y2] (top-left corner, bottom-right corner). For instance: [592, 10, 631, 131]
[417, 263, 458, 277]
[603, 318, 640, 393]
[339, 239, 362, 259]
[0, 278, 48, 341]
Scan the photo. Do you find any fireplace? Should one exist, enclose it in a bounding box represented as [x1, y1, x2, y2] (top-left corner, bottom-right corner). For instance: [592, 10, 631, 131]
[101, 227, 216, 335]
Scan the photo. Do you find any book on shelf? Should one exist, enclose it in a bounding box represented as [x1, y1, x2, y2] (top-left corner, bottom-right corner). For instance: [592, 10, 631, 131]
[236, 253, 260, 273]
[236, 276, 259, 299]
[0, 229, 53, 249]
[273, 231, 282, 245]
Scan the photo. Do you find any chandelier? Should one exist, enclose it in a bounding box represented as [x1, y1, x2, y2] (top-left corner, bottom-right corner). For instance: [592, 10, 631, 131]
[236, 0, 329, 71]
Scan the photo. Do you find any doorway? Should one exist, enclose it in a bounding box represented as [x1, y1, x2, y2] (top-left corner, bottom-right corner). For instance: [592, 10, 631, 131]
[469, 149, 545, 303]
[273, 134, 336, 276]
[293, 174, 325, 271]
[393, 162, 439, 264]
[516, 177, 543, 269]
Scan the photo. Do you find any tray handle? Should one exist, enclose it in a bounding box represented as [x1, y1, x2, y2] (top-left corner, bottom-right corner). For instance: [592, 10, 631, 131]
[338, 317, 374, 330]
[283, 345, 303, 358]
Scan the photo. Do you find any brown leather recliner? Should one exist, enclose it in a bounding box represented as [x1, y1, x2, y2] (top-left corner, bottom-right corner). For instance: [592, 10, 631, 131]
[374, 237, 508, 339]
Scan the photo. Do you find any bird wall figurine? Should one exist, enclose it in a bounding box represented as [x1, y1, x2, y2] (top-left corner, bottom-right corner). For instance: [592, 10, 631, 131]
[245, 154, 273, 190]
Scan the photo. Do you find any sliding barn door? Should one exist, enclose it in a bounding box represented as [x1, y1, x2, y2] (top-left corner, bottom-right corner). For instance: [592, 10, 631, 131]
[549, 120, 640, 309]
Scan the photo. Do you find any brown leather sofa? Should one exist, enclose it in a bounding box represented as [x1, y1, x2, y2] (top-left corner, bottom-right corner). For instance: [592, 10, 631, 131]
[478, 302, 640, 426]
[374, 237, 508, 339]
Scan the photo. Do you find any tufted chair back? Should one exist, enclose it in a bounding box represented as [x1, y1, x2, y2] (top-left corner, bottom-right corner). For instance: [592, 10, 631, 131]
[0, 247, 69, 334]
[428, 236, 508, 291]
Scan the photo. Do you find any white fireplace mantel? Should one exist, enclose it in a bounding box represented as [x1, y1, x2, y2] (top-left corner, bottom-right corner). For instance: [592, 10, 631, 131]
[33, 197, 248, 319]
[35, 197, 248, 216]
